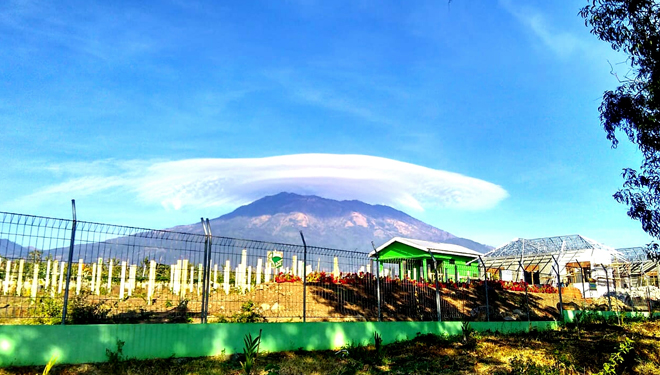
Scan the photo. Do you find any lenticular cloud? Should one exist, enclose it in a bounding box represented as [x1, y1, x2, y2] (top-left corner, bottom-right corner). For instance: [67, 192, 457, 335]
[129, 154, 508, 211]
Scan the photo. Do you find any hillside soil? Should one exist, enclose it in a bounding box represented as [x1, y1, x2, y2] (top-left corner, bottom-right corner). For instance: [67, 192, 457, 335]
[4, 281, 649, 324]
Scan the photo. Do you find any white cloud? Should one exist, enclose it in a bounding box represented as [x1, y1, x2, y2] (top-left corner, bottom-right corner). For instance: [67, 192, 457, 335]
[266, 69, 401, 127]
[15, 154, 508, 214]
[499, 0, 586, 58]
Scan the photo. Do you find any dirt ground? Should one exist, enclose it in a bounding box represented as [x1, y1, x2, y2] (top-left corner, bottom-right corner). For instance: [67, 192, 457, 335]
[0, 281, 644, 324]
[94, 282, 583, 323]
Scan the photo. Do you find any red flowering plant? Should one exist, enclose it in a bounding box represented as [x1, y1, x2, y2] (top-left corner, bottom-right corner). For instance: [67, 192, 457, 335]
[488, 280, 558, 294]
[274, 272, 301, 283]
[339, 272, 376, 285]
[338, 272, 359, 285]
[305, 271, 336, 284]
[376, 278, 558, 293]
[383, 275, 398, 283]
[538, 284, 558, 293]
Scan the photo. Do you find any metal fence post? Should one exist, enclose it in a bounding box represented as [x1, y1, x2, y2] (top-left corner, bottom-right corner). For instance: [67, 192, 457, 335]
[372, 242, 381, 322]
[200, 218, 207, 323]
[427, 250, 442, 322]
[645, 265, 652, 314]
[517, 260, 531, 330]
[479, 256, 490, 322]
[573, 256, 587, 299]
[300, 231, 307, 323]
[200, 218, 211, 324]
[601, 264, 612, 311]
[552, 255, 564, 322]
[205, 219, 213, 322]
[61, 199, 77, 325]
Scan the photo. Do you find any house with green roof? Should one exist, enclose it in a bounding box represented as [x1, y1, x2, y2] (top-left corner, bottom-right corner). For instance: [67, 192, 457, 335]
[369, 237, 482, 282]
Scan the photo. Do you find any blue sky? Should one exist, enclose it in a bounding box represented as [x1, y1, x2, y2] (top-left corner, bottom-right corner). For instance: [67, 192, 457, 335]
[0, 0, 652, 249]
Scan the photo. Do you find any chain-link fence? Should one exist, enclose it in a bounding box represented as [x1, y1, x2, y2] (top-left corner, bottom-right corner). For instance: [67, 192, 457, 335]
[0, 210, 585, 325]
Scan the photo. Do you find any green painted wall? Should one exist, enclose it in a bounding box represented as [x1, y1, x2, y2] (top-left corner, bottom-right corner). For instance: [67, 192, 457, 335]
[562, 310, 660, 322]
[377, 242, 479, 282]
[0, 321, 558, 367]
[377, 242, 427, 261]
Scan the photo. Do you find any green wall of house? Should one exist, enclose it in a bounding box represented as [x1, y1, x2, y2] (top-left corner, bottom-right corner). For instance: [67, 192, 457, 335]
[375, 242, 480, 281]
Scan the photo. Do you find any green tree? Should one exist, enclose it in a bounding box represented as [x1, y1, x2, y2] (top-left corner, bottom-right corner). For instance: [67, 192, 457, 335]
[580, 1, 660, 238]
[27, 249, 43, 263]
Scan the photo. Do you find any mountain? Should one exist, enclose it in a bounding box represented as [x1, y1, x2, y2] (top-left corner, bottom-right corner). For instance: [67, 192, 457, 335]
[0, 239, 31, 258]
[0, 193, 491, 265]
[173, 192, 492, 253]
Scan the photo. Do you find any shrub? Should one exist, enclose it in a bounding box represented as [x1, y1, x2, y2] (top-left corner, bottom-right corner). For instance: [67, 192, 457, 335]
[67, 292, 111, 324]
[232, 301, 266, 323]
[36, 297, 63, 324]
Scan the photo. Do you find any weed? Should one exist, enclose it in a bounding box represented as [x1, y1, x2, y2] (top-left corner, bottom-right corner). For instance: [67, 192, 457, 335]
[351, 340, 373, 360]
[106, 339, 125, 364]
[102, 339, 128, 373]
[42, 355, 57, 375]
[335, 348, 349, 358]
[575, 310, 599, 324]
[412, 332, 457, 346]
[573, 310, 600, 339]
[264, 363, 280, 375]
[462, 320, 478, 350]
[373, 331, 384, 363]
[634, 360, 660, 375]
[624, 314, 649, 324]
[507, 355, 565, 375]
[240, 330, 262, 375]
[595, 337, 634, 375]
[604, 313, 621, 326]
[169, 299, 190, 323]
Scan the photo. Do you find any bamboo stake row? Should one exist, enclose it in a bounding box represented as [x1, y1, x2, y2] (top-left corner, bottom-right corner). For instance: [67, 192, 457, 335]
[0, 253, 350, 300]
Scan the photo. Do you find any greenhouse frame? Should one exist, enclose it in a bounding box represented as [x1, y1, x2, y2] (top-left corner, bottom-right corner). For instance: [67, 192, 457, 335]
[482, 234, 624, 298]
[482, 234, 660, 299]
[613, 247, 659, 288]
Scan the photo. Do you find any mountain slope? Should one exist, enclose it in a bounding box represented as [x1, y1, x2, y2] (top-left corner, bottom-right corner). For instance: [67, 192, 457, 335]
[0, 239, 30, 258]
[174, 192, 492, 253]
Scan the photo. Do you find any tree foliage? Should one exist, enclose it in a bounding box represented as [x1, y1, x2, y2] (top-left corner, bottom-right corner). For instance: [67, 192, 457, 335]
[580, 1, 660, 236]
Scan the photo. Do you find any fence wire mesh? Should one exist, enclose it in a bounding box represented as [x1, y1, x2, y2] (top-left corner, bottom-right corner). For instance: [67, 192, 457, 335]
[5, 211, 652, 325]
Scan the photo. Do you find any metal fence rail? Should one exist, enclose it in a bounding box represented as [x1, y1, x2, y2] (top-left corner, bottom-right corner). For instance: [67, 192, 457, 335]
[0, 210, 586, 325]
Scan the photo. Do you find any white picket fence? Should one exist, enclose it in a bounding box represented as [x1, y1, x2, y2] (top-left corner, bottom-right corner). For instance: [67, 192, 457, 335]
[0, 251, 364, 302]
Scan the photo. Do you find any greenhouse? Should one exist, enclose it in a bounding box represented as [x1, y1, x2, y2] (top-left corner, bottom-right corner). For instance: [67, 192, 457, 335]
[482, 234, 623, 298]
[613, 247, 659, 288]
